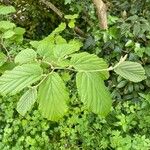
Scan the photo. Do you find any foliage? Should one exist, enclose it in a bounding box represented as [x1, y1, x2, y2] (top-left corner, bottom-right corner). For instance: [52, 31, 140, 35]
[0, 5, 146, 121]
[0, 94, 150, 149]
[0, 1, 150, 149]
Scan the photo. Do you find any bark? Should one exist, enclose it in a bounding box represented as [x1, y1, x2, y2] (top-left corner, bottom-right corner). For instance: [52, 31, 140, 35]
[92, 0, 108, 30]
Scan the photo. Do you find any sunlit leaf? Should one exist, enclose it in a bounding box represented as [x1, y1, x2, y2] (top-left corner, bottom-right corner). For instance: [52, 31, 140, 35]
[0, 64, 43, 95]
[76, 72, 112, 116]
[38, 72, 69, 121]
[114, 61, 146, 82]
[71, 52, 109, 79]
[0, 6, 16, 15]
[15, 49, 37, 64]
[17, 88, 37, 116]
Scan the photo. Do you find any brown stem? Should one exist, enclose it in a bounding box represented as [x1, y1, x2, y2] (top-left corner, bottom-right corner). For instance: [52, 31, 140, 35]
[92, 0, 108, 30]
[40, 0, 86, 37]
[40, 0, 63, 18]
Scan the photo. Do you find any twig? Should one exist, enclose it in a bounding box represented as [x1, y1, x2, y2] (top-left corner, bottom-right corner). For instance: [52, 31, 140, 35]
[39, 0, 86, 37]
[40, 55, 127, 74]
[34, 74, 48, 88]
[0, 39, 11, 60]
[40, 0, 63, 18]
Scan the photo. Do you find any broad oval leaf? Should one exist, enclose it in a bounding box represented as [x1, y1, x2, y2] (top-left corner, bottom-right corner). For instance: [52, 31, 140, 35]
[17, 88, 37, 116]
[14, 27, 25, 35]
[3, 30, 15, 39]
[71, 52, 109, 79]
[0, 64, 43, 95]
[37, 39, 55, 59]
[38, 72, 69, 121]
[15, 49, 37, 64]
[54, 40, 82, 59]
[76, 72, 112, 116]
[0, 21, 16, 30]
[0, 6, 16, 15]
[114, 61, 146, 82]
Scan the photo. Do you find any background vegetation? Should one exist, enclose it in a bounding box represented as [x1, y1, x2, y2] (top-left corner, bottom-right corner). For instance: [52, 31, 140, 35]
[0, 0, 150, 149]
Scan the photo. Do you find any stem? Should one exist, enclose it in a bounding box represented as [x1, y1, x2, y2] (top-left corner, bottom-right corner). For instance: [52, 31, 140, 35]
[42, 60, 54, 69]
[41, 55, 127, 73]
[113, 54, 127, 69]
[34, 74, 48, 88]
[0, 38, 11, 60]
[54, 67, 77, 72]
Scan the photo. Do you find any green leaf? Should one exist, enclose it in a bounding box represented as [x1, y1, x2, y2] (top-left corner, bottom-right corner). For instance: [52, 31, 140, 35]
[38, 72, 69, 121]
[64, 0, 72, 5]
[55, 35, 67, 44]
[54, 40, 82, 59]
[0, 52, 7, 67]
[68, 20, 75, 28]
[0, 62, 16, 74]
[64, 14, 78, 19]
[0, 21, 16, 30]
[2, 30, 15, 39]
[71, 52, 109, 79]
[0, 6, 16, 15]
[125, 40, 134, 47]
[37, 38, 54, 59]
[14, 27, 25, 35]
[144, 47, 150, 56]
[133, 22, 141, 36]
[15, 49, 37, 64]
[144, 65, 150, 77]
[76, 72, 112, 116]
[30, 41, 40, 49]
[51, 23, 66, 35]
[0, 64, 43, 95]
[17, 88, 37, 116]
[114, 61, 146, 82]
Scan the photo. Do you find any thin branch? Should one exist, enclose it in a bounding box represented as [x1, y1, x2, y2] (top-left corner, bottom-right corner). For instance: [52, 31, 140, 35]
[34, 74, 48, 88]
[0, 39, 11, 60]
[92, 0, 108, 30]
[40, 55, 127, 74]
[40, 0, 63, 18]
[40, 0, 86, 37]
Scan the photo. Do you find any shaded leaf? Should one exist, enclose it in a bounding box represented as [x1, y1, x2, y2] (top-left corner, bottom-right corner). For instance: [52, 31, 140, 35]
[144, 47, 150, 56]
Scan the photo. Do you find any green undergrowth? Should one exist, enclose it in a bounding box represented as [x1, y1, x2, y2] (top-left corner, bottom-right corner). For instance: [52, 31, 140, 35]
[0, 94, 150, 150]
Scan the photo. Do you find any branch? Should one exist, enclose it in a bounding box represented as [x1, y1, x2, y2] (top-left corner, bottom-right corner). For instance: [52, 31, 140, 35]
[92, 0, 108, 30]
[40, 0, 85, 37]
[40, 0, 63, 18]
